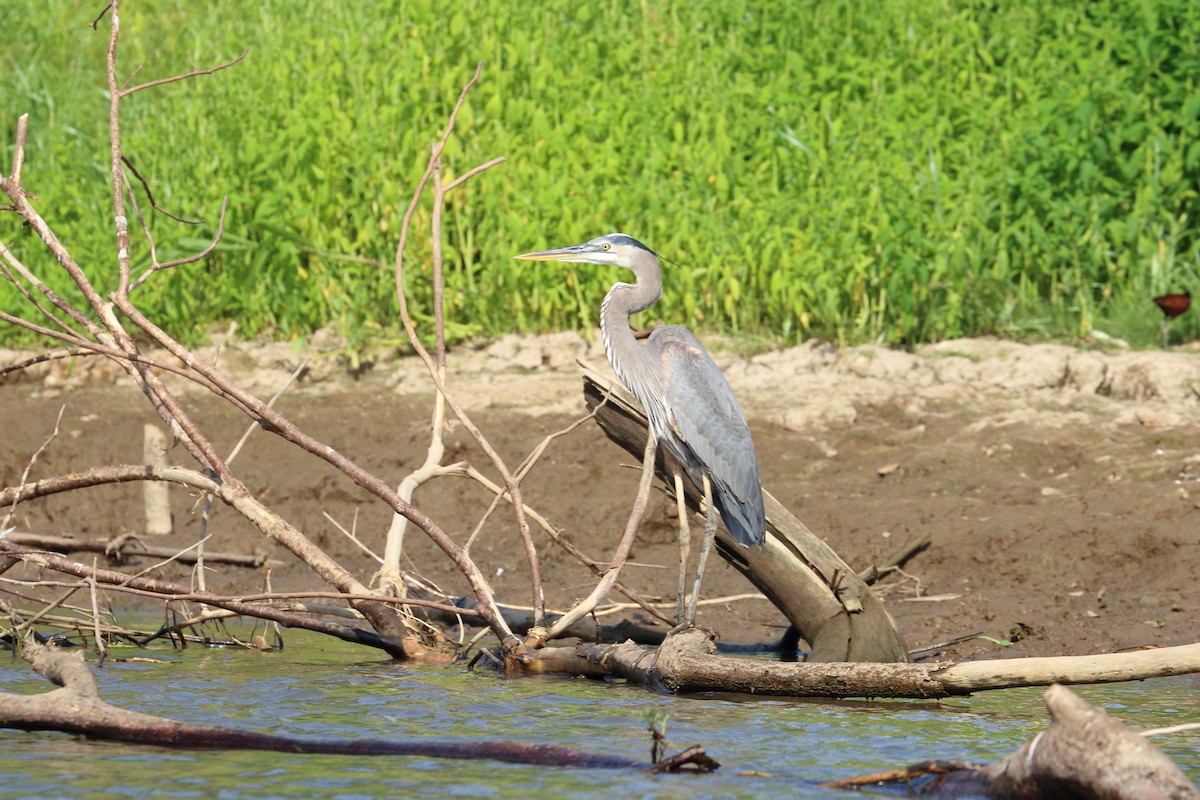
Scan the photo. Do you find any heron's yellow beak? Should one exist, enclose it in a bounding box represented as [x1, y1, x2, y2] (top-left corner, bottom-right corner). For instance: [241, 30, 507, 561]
[513, 243, 596, 263]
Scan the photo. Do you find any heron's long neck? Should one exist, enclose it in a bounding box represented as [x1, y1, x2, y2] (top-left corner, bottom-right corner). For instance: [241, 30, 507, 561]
[600, 266, 663, 399]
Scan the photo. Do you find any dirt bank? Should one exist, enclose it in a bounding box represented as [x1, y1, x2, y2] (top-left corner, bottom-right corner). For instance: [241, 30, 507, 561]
[2, 334, 1198, 660]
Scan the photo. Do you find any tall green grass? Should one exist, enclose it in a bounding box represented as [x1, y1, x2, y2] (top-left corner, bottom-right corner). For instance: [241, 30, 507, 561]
[2, 0, 1197, 351]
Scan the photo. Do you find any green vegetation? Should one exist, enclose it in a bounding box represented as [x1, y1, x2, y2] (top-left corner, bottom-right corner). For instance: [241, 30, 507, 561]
[2, 1, 1198, 352]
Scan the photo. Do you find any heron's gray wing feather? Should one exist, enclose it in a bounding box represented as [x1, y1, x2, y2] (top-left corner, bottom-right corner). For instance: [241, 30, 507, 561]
[658, 329, 765, 546]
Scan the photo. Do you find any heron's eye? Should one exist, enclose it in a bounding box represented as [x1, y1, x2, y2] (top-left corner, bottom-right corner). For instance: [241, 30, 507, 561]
[601, 243, 611, 252]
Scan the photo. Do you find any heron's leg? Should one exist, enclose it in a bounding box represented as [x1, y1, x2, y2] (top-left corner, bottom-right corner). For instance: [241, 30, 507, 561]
[673, 470, 691, 625]
[685, 474, 718, 626]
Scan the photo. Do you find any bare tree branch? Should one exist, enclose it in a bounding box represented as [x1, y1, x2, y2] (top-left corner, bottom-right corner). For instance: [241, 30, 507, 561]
[121, 155, 202, 224]
[142, 197, 229, 275]
[9, 113, 28, 186]
[2, 405, 66, 532]
[0, 239, 102, 338]
[0, 348, 97, 376]
[390, 65, 544, 642]
[1, 14, 527, 657]
[120, 48, 250, 98]
[443, 157, 507, 193]
[545, 429, 659, 639]
[90, 2, 113, 30]
[0, 545, 408, 656]
[2, 574, 482, 619]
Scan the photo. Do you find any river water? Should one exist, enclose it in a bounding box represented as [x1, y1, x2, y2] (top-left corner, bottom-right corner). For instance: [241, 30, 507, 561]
[2, 632, 1197, 798]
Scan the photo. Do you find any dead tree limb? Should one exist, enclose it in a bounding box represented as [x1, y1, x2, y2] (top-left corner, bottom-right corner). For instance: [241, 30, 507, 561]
[1, 5, 531, 655]
[827, 684, 1199, 799]
[0, 642, 717, 772]
[543, 428, 658, 639]
[2, 531, 276, 569]
[517, 628, 1200, 699]
[386, 65, 544, 643]
[580, 362, 908, 663]
[0, 540, 408, 657]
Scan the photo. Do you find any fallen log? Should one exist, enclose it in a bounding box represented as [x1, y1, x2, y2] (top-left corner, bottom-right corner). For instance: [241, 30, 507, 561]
[1, 642, 717, 773]
[519, 628, 1200, 699]
[581, 361, 907, 663]
[825, 684, 1199, 799]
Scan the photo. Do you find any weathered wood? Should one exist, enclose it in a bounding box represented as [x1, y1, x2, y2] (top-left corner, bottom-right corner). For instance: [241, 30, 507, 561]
[550, 628, 1200, 699]
[0, 540, 409, 658]
[4, 531, 278, 568]
[581, 361, 908, 663]
[427, 598, 676, 647]
[142, 424, 173, 535]
[830, 684, 1200, 798]
[972, 684, 1199, 799]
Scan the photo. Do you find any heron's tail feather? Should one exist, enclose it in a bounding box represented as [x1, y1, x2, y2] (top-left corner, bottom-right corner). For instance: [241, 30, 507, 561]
[712, 479, 766, 549]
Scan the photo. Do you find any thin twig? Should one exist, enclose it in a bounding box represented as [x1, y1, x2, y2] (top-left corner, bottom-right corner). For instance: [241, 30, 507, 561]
[121, 159, 160, 269]
[10, 113, 28, 186]
[388, 63, 529, 642]
[227, 356, 308, 464]
[545, 429, 659, 640]
[130, 196, 230, 290]
[120, 48, 250, 98]
[11, 586, 82, 633]
[1141, 722, 1200, 737]
[194, 355, 309, 597]
[324, 510, 383, 565]
[0, 257, 89, 344]
[593, 593, 767, 618]
[118, 538, 209, 586]
[90, 2, 113, 29]
[1, 570, 483, 617]
[2, 405, 65, 532]
[121, 155, 202, 224]
[463, 402, 608, 552]
[443, 157, 507, 193]
[0, 324, 256, 411]
[86, 573, 107, 665]
[0, 239, 101, 337]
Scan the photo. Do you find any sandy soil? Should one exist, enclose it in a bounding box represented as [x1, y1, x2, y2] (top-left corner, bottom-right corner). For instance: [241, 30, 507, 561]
[2, 333, 1199, 661]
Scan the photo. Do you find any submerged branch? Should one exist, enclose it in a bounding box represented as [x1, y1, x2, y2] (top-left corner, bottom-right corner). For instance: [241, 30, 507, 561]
[3, 642, 717, 772]
[826, 684, 1199, 798]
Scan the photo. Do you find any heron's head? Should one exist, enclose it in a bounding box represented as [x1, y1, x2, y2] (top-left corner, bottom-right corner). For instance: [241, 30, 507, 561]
[513, 233, 656, 269]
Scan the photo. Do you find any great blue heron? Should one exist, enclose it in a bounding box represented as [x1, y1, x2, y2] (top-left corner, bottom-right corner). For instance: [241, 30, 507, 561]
[515, 233, 766, 626]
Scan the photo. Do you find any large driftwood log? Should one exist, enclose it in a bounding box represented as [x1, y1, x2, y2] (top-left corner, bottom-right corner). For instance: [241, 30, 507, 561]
[827, 684, 1199, 799]
[966, 684, 1199, 799]
[520, 629, 1200, 699]
[581, 362, 907, 663]
[1, 642, 716, 772]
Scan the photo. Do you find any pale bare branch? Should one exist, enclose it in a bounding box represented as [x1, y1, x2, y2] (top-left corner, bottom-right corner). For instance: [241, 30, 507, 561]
[121, 155, 202, 224]
[544, 429, 659, 639]
[2, 405, 66, 532]
[120, 48, 250, 98]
